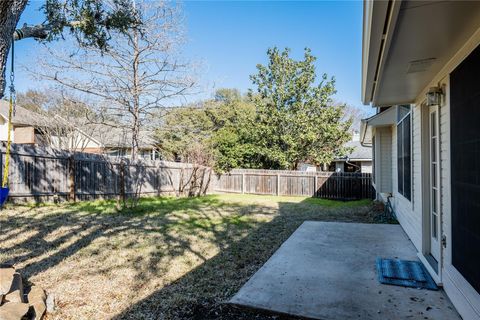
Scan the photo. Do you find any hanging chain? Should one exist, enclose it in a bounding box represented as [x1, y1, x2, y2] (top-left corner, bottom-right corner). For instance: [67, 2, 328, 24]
[2, 38, 15, 188]
[9, 38, 15, 116]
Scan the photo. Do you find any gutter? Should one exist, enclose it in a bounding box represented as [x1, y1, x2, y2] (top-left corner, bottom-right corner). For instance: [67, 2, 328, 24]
[360, 118, 371, 147]
[362, 0, 403, 105]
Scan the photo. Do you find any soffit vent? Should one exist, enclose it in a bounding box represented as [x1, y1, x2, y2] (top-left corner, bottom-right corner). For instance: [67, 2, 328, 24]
[406, 58, 436, 74]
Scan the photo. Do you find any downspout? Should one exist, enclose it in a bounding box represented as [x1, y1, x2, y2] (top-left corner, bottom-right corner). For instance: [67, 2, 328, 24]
[345, 157, 361, 172]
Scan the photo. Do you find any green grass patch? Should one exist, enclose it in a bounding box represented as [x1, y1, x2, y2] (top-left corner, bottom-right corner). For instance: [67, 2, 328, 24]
[0, 192, 380, 320]
[303, 197, 372, 208]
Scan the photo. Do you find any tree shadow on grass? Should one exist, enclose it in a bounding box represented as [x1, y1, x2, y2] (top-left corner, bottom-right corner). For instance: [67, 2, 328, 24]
[0, 196, 256, 278]
[0, 195, 376, 319]
[111, 198, 377, 320]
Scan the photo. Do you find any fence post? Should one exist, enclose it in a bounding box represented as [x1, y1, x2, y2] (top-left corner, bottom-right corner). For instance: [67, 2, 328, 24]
[119, 161, 126, 205]
[157, 167, 161, 197]
[242, 172, 245, 194]
[276, 173, 280, 196]
[314, 174, 317, 197]
[68, 156, 76, 202]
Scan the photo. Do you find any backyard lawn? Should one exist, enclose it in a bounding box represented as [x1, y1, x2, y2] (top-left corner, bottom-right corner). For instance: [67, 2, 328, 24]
[0, 194, 380, 320]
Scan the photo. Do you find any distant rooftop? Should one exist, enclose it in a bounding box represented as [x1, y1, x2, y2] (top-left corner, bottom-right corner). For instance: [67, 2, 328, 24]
[335, 133, 372, 161]
[0, 100, 50, 127]
[341, 140, 371, 160]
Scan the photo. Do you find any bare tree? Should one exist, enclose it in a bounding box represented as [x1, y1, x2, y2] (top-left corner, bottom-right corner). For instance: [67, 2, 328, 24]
[336, 102, 371, 133]
[33, 1, 195, 161]
[16, 90, 48, 112]
[40, 100, 103, 152]
[0, 0, 139, 99]
[16, 90, 105, 152]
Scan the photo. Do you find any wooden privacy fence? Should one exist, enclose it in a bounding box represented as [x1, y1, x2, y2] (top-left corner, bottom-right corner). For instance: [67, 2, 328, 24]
[0, 144, 373, 203]
[0, 144, 212, 202]
[213, 169, 375, 200]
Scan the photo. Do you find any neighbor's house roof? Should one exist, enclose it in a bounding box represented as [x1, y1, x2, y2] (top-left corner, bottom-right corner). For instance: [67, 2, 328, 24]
[362, 1, 480, 107]
[359, 106, 397, 146]
[0, 100, 51, 127]
[343, 140, 371, 161]
[86, 124, 156, 149]
[335, 140, 372, 162]
[0, 100, 156, 150]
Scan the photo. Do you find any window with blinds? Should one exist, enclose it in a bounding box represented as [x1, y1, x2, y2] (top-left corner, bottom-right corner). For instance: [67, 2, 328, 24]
[397, 113, 411, 200]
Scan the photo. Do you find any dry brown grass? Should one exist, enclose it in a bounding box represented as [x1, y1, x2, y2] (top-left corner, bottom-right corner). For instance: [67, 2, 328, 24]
[0, 194, 379, 320]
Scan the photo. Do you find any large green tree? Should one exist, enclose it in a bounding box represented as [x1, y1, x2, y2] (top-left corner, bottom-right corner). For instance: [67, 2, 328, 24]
[249, 47, 352, 170]
[156, 89, 255, 168]
[158, 50, 353, 172]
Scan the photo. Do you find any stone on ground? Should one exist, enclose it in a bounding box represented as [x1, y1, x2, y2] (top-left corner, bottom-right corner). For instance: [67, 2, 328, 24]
[0, 268, 15, 295]
[0, 302, 29, 320]
[5, 273, 23, 303]
[0, 268, 47, 320]
[29, 301, 46, 320]
[3, 290, 22, 304]
[28, 286, 47, 320]
[45, 293, 55, 313]
[27, 287, 46, 304]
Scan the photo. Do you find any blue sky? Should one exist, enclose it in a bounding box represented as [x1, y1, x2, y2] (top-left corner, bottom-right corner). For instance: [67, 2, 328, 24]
[11, 0, 369, 112]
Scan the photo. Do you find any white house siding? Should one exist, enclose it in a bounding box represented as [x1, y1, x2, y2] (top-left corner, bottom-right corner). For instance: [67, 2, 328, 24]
[384, 71, 480, 320]
[387, 81, 480, 319]
[392, 71, 480, 318]
[374, 126, 392, 194]
[360, 161, 372, 173]
[0, 117, 14, 142]
[363, 11, 480, 320]
[411, 106, 419, 217]
[439, 77, 480, 320]
[390, 116, 422, 252]
[439, 76, 451, 272]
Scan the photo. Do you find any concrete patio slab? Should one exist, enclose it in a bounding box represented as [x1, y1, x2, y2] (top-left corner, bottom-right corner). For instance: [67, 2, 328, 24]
[230, 221, 460, 320]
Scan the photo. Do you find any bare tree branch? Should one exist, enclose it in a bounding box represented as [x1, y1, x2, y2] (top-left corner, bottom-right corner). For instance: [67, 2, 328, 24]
[31, 1, 196, 161]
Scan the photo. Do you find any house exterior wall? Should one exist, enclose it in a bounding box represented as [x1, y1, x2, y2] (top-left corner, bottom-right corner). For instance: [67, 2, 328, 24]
[71, 135, 102, 150]
[331, 160, 372, 173]
[83, 147, 103, 154]
[14, 127, 35, 144]
[388, 104, 424, 254]
[363, 7, 480, 319]
[381, 31, 480, 319]
[382, 76, 480, 320]
[439, 74, 480, 320]
[373, 126, 392, 194]
[376, 83, 480, 320]
[0, 117, 14, 142]
[360, 161, 372, 173]
[416, 34, 480, 320]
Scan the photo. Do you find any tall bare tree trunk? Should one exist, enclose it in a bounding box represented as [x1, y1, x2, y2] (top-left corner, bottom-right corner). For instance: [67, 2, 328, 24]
[0, 0, 28, 99]
[131, 26, 140, 161]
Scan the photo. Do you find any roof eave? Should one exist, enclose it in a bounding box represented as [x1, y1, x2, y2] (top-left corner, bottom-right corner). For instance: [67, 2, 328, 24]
[362, 0, 402, 106]
[360, 106, 397, 146]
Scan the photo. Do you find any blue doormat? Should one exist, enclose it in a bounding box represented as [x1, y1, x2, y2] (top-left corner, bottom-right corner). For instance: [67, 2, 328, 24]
[376, 258, 438, 290]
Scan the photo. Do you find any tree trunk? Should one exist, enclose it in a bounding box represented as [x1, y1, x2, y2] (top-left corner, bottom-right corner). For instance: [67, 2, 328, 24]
[292, 160, 299, 171]
[130, 27, 140, 161]
[131, 117, 139, 161]
[0, 0, 29, 99]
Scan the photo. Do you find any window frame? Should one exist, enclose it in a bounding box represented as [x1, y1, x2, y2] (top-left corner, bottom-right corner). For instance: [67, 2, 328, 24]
[372, 136, 375, 183]
[397, 112, 412, 201]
